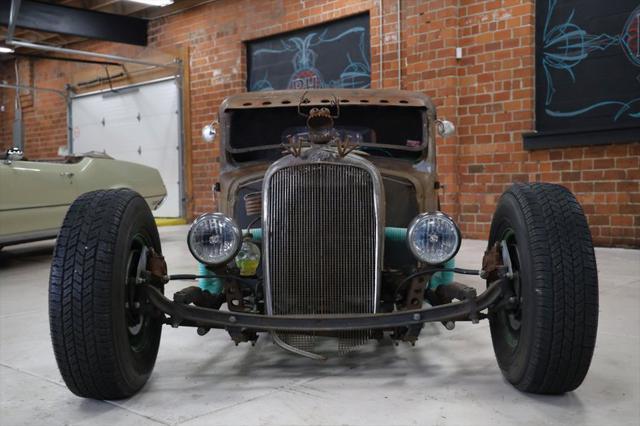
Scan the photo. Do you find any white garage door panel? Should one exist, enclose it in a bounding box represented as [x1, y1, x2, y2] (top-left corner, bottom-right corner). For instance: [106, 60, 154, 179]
[71, 79, 182, 217]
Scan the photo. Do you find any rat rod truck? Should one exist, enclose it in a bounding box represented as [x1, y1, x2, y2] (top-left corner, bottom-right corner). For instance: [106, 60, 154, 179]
[48, 89, 598, 399]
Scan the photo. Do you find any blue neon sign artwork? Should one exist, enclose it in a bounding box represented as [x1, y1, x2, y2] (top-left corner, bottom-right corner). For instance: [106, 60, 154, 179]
[542, 0, 640, 121]
[247, 15, 371, 91]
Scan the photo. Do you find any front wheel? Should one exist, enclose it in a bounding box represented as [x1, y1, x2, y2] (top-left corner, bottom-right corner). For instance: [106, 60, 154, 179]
[49, 189, 163, 399]
[488, 183, 598, 394]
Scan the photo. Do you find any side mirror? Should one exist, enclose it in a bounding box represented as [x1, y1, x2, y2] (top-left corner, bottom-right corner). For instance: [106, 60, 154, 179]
[436, 119, 456, 138]
[201, 120, 218, 143]
[4, 147, 24, 164]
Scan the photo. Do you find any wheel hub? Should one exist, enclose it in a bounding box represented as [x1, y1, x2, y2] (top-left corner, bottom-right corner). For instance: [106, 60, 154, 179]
[492, 230, 523, 347]
[125, 237, 152, 350]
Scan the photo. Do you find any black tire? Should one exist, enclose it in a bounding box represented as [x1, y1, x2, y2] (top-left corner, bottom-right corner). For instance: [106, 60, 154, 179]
[488, 183, 598, 394]
[49, 189, 163, 399]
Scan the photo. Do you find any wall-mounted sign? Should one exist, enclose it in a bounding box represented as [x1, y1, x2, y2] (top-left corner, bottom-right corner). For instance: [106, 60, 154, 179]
[525, 0, 640, 149]
[246, 14, 371, 91]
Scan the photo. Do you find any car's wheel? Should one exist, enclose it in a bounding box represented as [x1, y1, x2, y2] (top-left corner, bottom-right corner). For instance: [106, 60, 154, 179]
[49, 189, 163, 399]
[488, 183, 598, 394]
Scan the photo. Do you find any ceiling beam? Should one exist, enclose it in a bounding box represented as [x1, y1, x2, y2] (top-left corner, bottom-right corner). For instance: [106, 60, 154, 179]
[0, 0, 148, 46]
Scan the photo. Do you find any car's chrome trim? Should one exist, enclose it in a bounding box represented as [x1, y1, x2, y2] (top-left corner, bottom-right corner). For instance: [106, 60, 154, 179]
[406, 211, 461, 265]
[0, 203, 70, 212]
[0, 229, 59, 246]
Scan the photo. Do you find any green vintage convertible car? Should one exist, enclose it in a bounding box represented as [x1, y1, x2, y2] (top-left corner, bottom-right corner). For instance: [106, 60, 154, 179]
[0, 148, 166, 248]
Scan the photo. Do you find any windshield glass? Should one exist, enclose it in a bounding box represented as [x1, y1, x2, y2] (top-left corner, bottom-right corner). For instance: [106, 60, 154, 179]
[227, 105, 425, 155]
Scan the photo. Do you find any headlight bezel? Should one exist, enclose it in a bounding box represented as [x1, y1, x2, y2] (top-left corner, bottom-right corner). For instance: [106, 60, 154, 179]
[187, 212, 242, 266]
[407, 211, 461, 265]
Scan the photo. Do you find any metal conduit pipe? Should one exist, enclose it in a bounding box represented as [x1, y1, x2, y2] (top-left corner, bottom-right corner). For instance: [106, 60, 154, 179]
[397, 0, 401, 89]
[379, 0, 383, 88]
[0, 81, 68, 98]
[7, 0, 22, 43]
[6, 40, 180, 70]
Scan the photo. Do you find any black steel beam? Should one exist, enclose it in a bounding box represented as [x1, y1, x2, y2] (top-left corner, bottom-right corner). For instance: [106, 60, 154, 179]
[0, 1, 148, 46]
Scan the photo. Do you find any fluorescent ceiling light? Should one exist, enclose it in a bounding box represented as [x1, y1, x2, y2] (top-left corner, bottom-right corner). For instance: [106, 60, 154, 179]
[0, 46, 14, 54]
[126, 0, 174, 6]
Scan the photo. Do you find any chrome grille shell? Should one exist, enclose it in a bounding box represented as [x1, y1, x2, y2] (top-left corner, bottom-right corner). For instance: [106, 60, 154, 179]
[262, 149, 385, 322]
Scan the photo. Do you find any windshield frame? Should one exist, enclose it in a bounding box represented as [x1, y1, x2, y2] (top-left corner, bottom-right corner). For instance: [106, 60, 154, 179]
[221, 105, 430, 155]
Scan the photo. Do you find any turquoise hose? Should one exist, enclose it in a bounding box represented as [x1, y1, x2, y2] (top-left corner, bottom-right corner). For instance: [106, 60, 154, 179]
[429, 258, 455, 289]
[198, 262, 223, 294]
[244, 228, 263, 241]
[384, 226, 407, 242]
[247, 227, 410, 242]
[243, 226, 455, 288]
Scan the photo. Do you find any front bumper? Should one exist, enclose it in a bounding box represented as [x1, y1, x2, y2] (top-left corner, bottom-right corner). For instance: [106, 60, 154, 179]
[143, 277, 505, 332]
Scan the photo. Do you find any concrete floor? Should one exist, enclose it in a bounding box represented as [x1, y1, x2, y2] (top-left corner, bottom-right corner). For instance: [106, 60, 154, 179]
[0, 225, 638, 426]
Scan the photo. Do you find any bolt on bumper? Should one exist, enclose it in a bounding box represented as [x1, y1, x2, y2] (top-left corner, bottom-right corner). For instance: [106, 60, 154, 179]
[143, 277, 505, 332]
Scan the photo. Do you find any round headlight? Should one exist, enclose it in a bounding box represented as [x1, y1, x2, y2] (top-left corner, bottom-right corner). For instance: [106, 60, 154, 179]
[187, 213, 241, 266]
[407, 212, 461, 265]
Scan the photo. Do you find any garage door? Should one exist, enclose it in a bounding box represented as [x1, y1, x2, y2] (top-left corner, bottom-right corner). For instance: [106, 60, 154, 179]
[70, 78, 182, 218]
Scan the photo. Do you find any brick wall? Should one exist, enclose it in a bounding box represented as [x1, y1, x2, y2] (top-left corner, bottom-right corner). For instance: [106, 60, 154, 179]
[1, 0, 638, 247]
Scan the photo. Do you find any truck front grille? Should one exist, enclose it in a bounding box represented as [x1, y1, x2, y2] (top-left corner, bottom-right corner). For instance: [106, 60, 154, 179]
[264, 162, 381, 355]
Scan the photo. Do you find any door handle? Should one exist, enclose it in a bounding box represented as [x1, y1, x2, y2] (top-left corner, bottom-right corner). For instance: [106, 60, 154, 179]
[60, 172, 74, 178]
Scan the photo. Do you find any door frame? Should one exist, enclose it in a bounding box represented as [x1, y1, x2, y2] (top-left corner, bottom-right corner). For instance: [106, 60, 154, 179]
[67, 76, 187, 218]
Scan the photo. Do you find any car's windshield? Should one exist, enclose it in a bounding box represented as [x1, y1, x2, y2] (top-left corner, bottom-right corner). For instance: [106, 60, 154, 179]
[227, 105, 426, 162]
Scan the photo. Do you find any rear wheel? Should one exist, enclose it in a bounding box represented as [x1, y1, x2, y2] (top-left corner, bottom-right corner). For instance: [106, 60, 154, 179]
[488, 183, 598, 394]
[49, 189, 163, 399]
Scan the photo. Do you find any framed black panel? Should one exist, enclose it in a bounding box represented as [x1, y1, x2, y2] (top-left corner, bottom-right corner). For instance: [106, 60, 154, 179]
[246, 14, 371, 91]
[525, 0, 640, 149]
